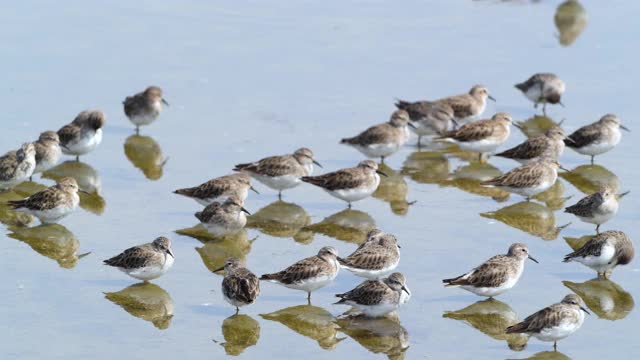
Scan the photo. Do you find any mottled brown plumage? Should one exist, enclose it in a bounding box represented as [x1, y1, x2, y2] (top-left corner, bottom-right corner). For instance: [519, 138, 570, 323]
[495, 127, 566, 163]
[104, 237, 174, 274]
[174, 173, 257, 205]
[397, 85, 494, 122]
[33, 131, 61, 174]
[339, 234, 400, 278]
[436, 114, 510, 143]
[8, 178, 80, 212]
[234, 148, 317, 178]
[480, 158, 560, 199]
[123, 86, 168, 132]
[515, 73, 565, 110]
[57, 110, 105, 146]
[302, 160, 382, 191]
[214, 258, 260, 312]
[334, 273, 410, 317]
[0, 143, 36, 188]
[564, 114, 628, 163]
[260, 247, 339, 285]
[563, 230, 634, 278]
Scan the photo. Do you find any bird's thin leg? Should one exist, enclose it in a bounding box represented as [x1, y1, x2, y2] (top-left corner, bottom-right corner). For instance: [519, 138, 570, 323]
[29, 176, 33, 182]
[553, 342, 557, 351]
[590, 155, 594, 165]
[307, 292, 311, 304]
[135, 125, 140, 135]
[478, 153, 483, 163]
[380, 156, 385, 164]
[278, 191, 282, 200]
[543, 103, 547, 115]
[525, 196, 531, 202]
[235, 307, 239, 315]
[417, 136, 422, 148]
[596, 224, 600, 234]
[75, 156, 80, 162]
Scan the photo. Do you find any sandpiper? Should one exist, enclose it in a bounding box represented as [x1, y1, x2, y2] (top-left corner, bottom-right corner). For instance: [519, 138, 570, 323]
[481, 157, 561, 201]
[515, 73, 566, 112]
[564, 185, 625, 233]
[334, 272, 410, 318]
[0, 143, 36, 190]
[443, 243, 538, 298]
[195, 197, 251, 237]
[495, 127, 567, 164]
[174, 173, 258, 206]
[565, 114, 629, 164]
[7, 177, 85, 224]
[58, 110, 105, 161]
[391, 102, 456, 146]
[213, 258, 260, 313]
[234, 147, 321, 199]
[260, 246, 340, 302]
[340, 110, 415, 162]
[32, 131, 61, 178]
[123, 86, 169, 133]
[301, 160, 387, 208]
[339, 232, 400, 280]
[563, 230, 634, 279]
[435, 112, 513, 162]
[396, 85, 495, 124]
[104, 236, 174, 282]
[506, 294, 589, 350]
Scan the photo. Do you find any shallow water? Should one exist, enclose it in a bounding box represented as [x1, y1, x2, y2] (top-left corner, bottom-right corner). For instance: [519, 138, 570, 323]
[1, 1, 639, 359]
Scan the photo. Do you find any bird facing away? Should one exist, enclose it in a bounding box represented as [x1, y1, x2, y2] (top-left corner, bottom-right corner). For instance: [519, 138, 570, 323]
[57, 110, 105, 161]
[435, 112, 513, 162]
[495, 126, 567, 164]
[339, 233, 401, 280]
[506, 294, 589, 350]
[32, 131, 61, 177]
[173, 173, 259, 206]
[480, 157, 561, 201]
[234, 147, 321, 199]
[340, 110, 416, 162]
[123, 86, 169, 133]
[515, 73, 566, 113]
[564, 185, 623, 233]
[563, 230, 634, 279]
[443, 243, 538, 298]
[564, 114, 629, 164]
[334, 272, 411, 318]
[214, 258, 260, 313]
[194, 197, 251, 237]
[0, 143, 36, 190]
[8, 177, 84, 224]
[104, 236, 175, 282]
[260, 246, 340, 302]
[301, 160, 387, 208]
[390, 100, 456, 146]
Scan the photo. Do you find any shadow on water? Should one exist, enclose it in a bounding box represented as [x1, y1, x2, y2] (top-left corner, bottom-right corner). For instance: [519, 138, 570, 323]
[444, 298, 528, 351]
[514, 115, 564, 139]
[563, 278, 634, 320]
[246, 200, 312, 243]
[302, 208, 376, 244]
[555, 0, 587, 47]
[336, 316, 410, 360]
[481, 201, 569, 240]
[104, 282, 174, 330]
[7, 224, 89, 268]
[42, 160, 106, 215]
[176, 228, 254, 274]
[440, 162, 510, 202]
[216, 314, 260, 356]
[401, 151, 451, 185]
[260, 305, 344, 350]
[559, 164, 620, 194]
[0, 182, 45, 227]
[123, 134, 167, 181]
[508, 350, 572, 360]
[372, 163, 414, 216]
[531, 180, 571, 211]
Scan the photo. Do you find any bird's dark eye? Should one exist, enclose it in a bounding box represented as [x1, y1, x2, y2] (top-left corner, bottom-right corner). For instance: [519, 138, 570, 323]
[521, 249, 526, 252]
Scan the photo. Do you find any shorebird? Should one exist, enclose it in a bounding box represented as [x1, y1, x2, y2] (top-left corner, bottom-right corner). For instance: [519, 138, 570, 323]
[7, 177, 85, 224]
[58, 110, 105, 161]
[260, 246, 340, 302]
[123, 86, 169, 133]
[515, 73, 566, 113]
[301, 160, 387, 208]
[104, 236, 175, 282]
[506, 294, 589, 350]
[495, 126, 567, 164]
[214, 258, 260, 313]
[32, 131, 61, 179]
[390, 101, 456, 146]
[563, 230, 634, 279]
[340, 110, 415, 162]
[339, 232, 400, 280]
[174, 173, 258, 206]
[334, 272, 410, 318]
[195, 197, 251, 237]
[443, 243, 538, 298]
[481, 157, 562, 201]
[564, 185, 626, 233]
[565, 114, 629, 164]
[0, 143, 36, 190]
[234, 147, 321, 199]
[435, 112, 513, 162]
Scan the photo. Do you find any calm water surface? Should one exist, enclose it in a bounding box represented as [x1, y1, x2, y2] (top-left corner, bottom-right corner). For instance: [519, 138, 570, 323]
[1, 1, 639, 359]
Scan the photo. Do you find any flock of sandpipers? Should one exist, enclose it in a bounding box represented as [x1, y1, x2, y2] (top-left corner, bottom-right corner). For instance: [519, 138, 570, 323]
[0, 74, 634, 351]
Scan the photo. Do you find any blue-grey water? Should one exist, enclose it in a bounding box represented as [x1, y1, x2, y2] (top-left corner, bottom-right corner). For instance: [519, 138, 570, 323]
[1, 1, 638, 359]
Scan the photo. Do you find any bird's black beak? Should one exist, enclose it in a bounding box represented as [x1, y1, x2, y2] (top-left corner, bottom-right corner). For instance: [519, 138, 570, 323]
[250, 185, 260, 194]
[213, 266, 225, 273]
[407, 122, 418, 130]
[60, 143, 70, 151]
[162, 98, 170, 106]
[564, 136, 576, 144]
[376, 170, 388, 177]
[79, 189, 91, 195]
[336, 256, 346, 263]
[620, 124, 630, 132]
[580, 306, 590, 315]
[241, 207, 251, 215]
[401, 286, 411, 296]
[528, 255, 539, 263]
[167, 248, 174, 258]
[397, 244, 402, 249]
[618, 190, 630, 198]
[312, 159, 323, 168]
[488, 95, 496, 102]
[559, 165, 572, 173]
[558, 101, 565, 107]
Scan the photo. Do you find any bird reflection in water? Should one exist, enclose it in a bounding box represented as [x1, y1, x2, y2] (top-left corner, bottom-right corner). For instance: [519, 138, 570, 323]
[7, 224, 90, 268]
[302, 208, 377, 244]
[401, 151, 450, 185]
[245, 200, 312, 243]
[509, 350, 572, 360]
[337, 316, 410, 360]
[104, 282, 174, 329]
[563, 278, 634, 320]
[260, 305, 344, 350]
[0, 182, 46, 227]
[555, 0, 587, 47]
[174, 227, 254, 274]
[440, 162, 510, 202]
[373, 163, 415, 215]
[514, 115, 564, 139]
[481, 201, 570, 240]
[444, 298, 528, 351]
[532, 180, 572, 210]
[124, 134, 168, 181]
[42, 160, 105, 215]
[559, 164, 620, 195]
[217, 314, 260, 356]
